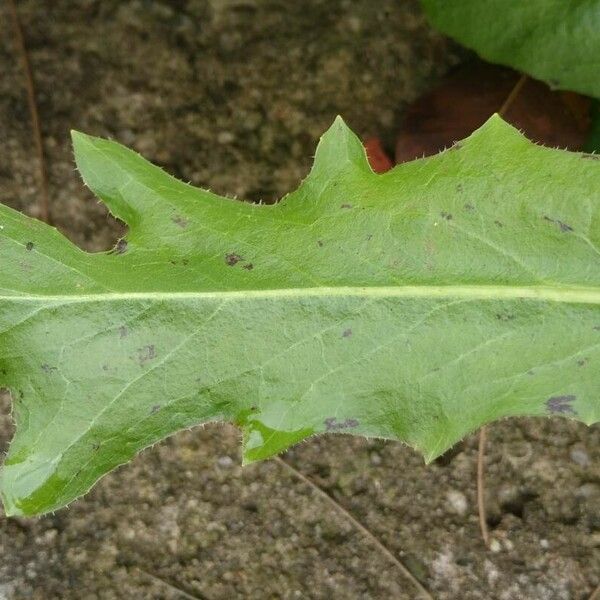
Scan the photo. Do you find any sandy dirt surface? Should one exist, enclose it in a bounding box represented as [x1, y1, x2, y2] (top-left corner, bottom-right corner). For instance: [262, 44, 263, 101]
[0, 1, 598, 599]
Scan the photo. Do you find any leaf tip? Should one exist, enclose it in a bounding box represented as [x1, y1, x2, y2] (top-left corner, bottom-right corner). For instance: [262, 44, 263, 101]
[0, 487, 22, 518]
[70, 129, 95, 157]
[320, 114, 354, 145]
[481, 112, 522, 135]
[310, 115, 372, 179]
[70, 128, 86, 142]
[331, 113, 349, 128]
[461, 113, 533, 154]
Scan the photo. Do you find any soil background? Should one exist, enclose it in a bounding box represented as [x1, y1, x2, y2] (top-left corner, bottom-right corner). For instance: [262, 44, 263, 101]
[0, 1, 599, 599]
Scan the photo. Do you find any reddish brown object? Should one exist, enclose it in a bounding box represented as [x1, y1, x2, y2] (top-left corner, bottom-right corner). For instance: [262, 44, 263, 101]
[364, 137, 394, 173]
[8, 0, 51, 224]
[396, 63, 591, 164]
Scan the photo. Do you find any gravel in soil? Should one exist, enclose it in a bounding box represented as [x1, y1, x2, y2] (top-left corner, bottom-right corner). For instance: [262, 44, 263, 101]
[1, 1, 598, 599]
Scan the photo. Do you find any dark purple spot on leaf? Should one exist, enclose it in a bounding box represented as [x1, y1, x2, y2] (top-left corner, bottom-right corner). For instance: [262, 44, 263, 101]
[119, 326, 129, 338]
[243, 263, 254, 270]
[172, 215, 189, 228]
[25, 242, 34, 251]
[558, 221, 573, 232]
[340, 203, 353, 209]
[138, 345, 156, 365]
[441, 212, 452, 220]
[41, 364, 57, 374]
[463, 202, 474, 211]
[543, 215, 573, 233]
[546, 395, 576, 415]
[150, 404, 161, 414]
[495, 313, 515, 321]
[342, 328, 352, 338]
[317, 240, 324, 247]
[494, 220, 503, 228]
[225, 253, 242, 266]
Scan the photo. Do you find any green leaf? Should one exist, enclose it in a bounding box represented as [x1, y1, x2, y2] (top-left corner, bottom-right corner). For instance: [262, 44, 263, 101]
[1, 115, 599, 517]
[421, 0, 600, 99]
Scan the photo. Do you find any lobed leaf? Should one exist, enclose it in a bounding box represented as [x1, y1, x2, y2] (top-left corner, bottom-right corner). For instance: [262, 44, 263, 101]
[0, 115, 599, 516]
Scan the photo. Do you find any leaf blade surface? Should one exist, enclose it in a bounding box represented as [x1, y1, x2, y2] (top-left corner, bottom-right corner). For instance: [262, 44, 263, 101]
[421, 0, 600, 99]
[1, 115, 599, 516]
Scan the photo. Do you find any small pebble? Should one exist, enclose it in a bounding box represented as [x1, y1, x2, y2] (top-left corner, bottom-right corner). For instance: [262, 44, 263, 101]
[576, 482, 599, 499]
[217, 131, 236, 144]
[347, 16, 362, 32]
[489, 538, 502, 553]
[217, 455, 233, 467]
[445, 490, 468, 516]
[370, 452, 382, 466]
[570, 447, 590, 467]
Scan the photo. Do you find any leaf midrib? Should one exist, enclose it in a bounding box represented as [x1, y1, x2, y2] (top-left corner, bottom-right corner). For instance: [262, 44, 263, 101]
[1, 285, 600, 304]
